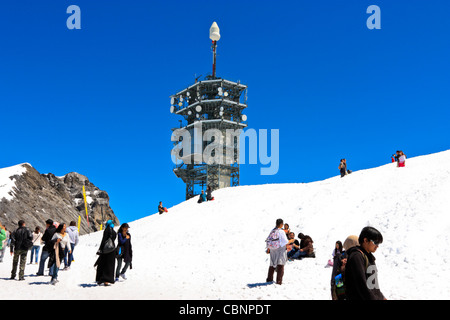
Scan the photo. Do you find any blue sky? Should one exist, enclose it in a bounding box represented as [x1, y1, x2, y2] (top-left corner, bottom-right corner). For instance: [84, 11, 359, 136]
[1, 1, 449, 223]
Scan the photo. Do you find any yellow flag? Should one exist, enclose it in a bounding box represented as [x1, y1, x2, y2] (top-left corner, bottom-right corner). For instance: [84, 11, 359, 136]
[77, 215, 81, 233]
[82, 185, 90, 227]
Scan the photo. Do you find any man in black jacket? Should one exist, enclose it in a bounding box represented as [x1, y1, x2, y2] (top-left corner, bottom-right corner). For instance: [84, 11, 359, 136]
[36, 219, 57, 276]
[10, 220, 33, 280]
[344, 226, 386, 300]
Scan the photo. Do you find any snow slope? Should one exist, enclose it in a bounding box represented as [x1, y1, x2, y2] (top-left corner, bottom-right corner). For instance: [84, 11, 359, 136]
[1, 151, 450, 300]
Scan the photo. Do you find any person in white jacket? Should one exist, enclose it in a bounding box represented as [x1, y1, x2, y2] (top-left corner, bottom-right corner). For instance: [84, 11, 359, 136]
[65, 221, 79, 270]
[266, 218, 289, 285]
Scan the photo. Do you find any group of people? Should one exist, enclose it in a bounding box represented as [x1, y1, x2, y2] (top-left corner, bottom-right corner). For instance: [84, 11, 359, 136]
[2, 217, 133, 287]
[340, 150, 407, 178]
[391, 150, 407, 167]
[94, 220, 133, 286]
[329, 227, 386, 300]
[265, 219, 315, 285]
[197, 186, 214, 204]
[2, 219, 80, 284]
[265, 219, 386, 300]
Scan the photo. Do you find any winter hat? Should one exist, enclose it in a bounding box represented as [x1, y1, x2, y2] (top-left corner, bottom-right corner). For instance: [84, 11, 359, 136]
[106, 220, 114, 228]
[343, 235, 359, 251]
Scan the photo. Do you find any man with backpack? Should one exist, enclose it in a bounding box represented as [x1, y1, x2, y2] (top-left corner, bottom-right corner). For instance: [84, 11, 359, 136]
[344, 226, 386, 300]
[265, 218, 289, 285]
[9, 220, 33, 281]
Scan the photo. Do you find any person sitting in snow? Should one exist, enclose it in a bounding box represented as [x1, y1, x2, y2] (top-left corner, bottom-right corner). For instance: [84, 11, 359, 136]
[287, 232, 300, 259]
[197, 190, 207, 204]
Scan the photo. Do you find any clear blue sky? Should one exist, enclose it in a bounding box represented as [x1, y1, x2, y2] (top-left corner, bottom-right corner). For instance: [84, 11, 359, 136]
[1, 0, 449, 223]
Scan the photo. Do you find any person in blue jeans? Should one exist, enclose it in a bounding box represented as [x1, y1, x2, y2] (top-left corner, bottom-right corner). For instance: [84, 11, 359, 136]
[37, 219, 56, 276]
[30, 227, 42, 264]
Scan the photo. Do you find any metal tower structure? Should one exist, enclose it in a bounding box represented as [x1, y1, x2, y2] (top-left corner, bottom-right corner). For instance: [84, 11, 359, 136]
[170, 22, 248, 200]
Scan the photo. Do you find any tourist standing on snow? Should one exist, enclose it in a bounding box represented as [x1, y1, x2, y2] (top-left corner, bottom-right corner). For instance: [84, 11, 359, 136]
[115, 223, 133, 281]
[37, 219, 57, 276]
[344, 227, 386, 300]
[330, 235, 358, 300]
[95, 220, 117, 286]
[10, 220, 33, 281]
[65, 221, 79, 269]
[48, 223, 71, 285]
[397, 151, 406, 167]
[206, 186, 214, 201]
[29, 227, 42, 264]
[265, 218, 289, 285]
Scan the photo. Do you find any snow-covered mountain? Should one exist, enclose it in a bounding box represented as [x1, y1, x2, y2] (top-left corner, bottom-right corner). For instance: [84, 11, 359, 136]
[0, 163, 118, 234]
[1, 150, 450, 299]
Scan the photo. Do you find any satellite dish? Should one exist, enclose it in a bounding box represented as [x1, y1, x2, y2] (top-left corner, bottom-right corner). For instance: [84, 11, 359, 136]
[218, 87, 223, 92]
[188, 111, 192, 115]
[209, 22, 221, 41]
[242, 114, 247, 121]
[178, 102, 183, 107]
[180, 96, 183, 102]
[218, 91, 223, 96]
[186, 92, 190, 97]
[224, 92, 229, 97]
[195, 106, 202, 112]
[220, 106, 224, 111]
[170, 106, 175, 113]
[171, 97, 175, 105]
[196, 114, 200, 118]
[219, 111, 224, 116]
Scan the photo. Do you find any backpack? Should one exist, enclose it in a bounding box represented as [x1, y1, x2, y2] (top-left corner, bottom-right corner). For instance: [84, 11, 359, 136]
[265, 228, 281, 250]
[22, 236, 33, 250]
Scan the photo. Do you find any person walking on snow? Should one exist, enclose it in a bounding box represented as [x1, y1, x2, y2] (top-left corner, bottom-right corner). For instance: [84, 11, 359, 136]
[29, 227, 42, 264]
[65, 221, 79, 269]
[115, 223, 133, 281]
[37, 219, 57, 276]
[265, 218, 289, 285]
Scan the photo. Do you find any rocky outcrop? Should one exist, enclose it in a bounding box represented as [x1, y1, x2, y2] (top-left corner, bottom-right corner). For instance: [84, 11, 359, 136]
[0, 163, 119, 235]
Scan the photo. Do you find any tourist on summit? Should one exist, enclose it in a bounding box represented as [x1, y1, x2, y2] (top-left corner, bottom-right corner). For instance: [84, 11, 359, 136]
[29, 226, 42, 264]
[0, 222, 7, 263]
[265, 218, 289, 285]
[48, 223, 71, 285]
[197, 190, 207, 204]
[115, 223, 133, 282]
[94, 220, 117, 286]
[206, 186, 214, 201]
[10, 220, 33, 281]
[344, 227, 386, 300]
[65, 221, 79, 269]
[37, 219, 57, 276]
[398, 151, 406, 167]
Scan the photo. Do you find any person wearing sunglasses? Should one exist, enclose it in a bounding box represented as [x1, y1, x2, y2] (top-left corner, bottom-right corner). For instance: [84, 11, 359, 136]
[344, 226, 386, 300]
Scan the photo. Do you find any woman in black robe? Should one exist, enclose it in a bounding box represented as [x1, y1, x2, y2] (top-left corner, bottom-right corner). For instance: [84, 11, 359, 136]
[94, 220, 116, 285]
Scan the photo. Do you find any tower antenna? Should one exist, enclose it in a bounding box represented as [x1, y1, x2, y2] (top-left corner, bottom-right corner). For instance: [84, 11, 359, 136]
[209, 22, 221, 79]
